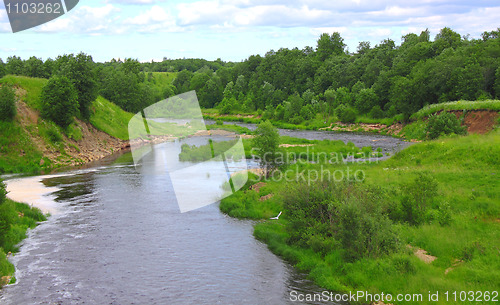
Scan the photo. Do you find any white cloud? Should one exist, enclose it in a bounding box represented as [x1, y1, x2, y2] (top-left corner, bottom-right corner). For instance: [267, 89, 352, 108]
[123, 5, 182, 32]
[125, 5, 169, 25]
[35, 4, 121, 34]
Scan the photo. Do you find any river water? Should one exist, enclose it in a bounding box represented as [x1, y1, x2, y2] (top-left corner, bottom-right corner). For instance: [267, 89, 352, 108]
[1, 129, 409, 305]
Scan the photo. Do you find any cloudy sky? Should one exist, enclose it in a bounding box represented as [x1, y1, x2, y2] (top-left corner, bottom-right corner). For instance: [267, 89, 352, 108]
[0, 0, 499, 62]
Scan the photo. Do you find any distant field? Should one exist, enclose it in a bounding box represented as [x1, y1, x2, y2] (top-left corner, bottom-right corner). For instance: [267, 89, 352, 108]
[151, 72, 177, 84]
[411, 100, 500, 120]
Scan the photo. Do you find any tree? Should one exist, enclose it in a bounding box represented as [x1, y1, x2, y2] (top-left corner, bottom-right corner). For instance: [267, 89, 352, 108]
[173, 69, 193, 94]
[355, 88, 378, 114]
[0, 59, 6, 78]
[57, 53, 98, 120]
[252, 120, 282, 177]
[0, 85, 16, 121]
[316, 32, 346, 61]
[434, 27, 462, 54]
[41, 76, 79, 128]
[495, 67, 500, 98]
[23, 56, 45, 78]
[6, 56, 24, 75]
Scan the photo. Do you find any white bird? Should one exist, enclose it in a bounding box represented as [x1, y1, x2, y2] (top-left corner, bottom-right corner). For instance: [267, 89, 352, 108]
[270, 211, 282, 220]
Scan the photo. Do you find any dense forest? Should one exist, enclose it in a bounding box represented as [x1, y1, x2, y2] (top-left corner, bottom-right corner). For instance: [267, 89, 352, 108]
[1, 27, 499, 126]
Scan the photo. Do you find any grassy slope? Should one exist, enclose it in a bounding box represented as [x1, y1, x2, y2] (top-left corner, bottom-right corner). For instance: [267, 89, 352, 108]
[0, 76, 48, 173]
[90, 96, 133, 140]
[0, 75, 137, 172]
[221, 131, 500, 304]
[0, 75, 47, 110]
[411, 100, 500, 120]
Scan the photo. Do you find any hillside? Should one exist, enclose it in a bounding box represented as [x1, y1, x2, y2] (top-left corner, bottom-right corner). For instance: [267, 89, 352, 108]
[0, 76, 132, 174]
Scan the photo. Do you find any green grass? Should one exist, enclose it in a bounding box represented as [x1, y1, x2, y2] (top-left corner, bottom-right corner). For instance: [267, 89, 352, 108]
[0, 198, 46, 287]
[411, 100, 500, 120]
[0, 75, 48, 110]
[90, 96, 134, 140]
[355, 115, 398, 126]
[0, 121, 45, 174]
[206, 123, 254, 134]
[151, 72, 177, 84]
[220, 131, 500, 304]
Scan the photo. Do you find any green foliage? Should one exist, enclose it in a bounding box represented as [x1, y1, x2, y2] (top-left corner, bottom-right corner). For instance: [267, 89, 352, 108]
[0, 59, 6, 78]
[368, 105, 384, 119]
[89, 96, 133, 140]
[355, 88, 378, 114]
[401, 121, 428, 140]
[399, 173, 438, 226]
[252, 121, 283, 176]
[0, 75, 47, 110]
[41, 75, 79, 128]
[0, 121, 44, 174]
[283, 181, 399, 261]
[0, 180, 46, 285]
[39, 121, 63, 144]
[335, 104, 357, 123]
[55, 53, 98, 120]
[426, 112, 467, 139]
[411, 100, 500, 119]
[66, 123, 83, 141]
[0, 85, 16, 121]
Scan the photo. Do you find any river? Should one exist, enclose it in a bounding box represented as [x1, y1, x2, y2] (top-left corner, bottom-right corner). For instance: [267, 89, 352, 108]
[1, 128, 409, 305]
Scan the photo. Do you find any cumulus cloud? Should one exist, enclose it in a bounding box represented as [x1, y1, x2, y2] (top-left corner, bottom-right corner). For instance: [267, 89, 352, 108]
[123, 5, 182, 32]
[35, 4, 121, 34]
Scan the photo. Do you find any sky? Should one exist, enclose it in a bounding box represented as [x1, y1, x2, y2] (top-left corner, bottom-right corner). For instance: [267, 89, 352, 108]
[0, 0, 499, 63]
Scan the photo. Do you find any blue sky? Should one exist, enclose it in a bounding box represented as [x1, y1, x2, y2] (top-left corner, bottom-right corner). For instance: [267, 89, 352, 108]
[0, 0, 499, 62]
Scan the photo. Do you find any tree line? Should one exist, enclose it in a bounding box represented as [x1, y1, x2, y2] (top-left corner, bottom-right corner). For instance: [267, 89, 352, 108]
[1, 27, 499, 127]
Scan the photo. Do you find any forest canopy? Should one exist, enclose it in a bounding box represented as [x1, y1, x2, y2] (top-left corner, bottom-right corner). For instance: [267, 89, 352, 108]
[1, 27, 499, 121]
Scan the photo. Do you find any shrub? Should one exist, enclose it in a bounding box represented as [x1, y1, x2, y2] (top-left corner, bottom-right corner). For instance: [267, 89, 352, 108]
[400, 173, 438, 225]
[283, 181, 399, 262]
[335, 104, 357, 123]
[438, 201, 452, 226]
[0, 85, 16, 121]
[368, 105, 384, 119]
[426, 112, 467, 139]
[41, 76, 79, 128]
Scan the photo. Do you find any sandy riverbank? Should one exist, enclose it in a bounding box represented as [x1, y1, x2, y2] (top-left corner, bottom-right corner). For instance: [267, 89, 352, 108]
[5, 176, 61, 215]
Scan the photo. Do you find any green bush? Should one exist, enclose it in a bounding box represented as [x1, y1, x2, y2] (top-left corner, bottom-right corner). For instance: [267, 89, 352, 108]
[425, 112, 467, 139]
[399, 173, 438, 225]
[44, 123, 63, 143]
[41, 76, 79, 128]
[401, 121, 427, 140]
[368, 105, 384, 119]
[66, 123, 82, 141]
[335, 104, 357, 123]
[0, 85, 16, 121]
[283, 181, 399, 261]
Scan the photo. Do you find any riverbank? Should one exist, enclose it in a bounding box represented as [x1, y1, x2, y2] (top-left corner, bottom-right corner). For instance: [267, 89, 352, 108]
[220, 129, 500, 305]
[203, 100, 500, 140]
[0, 180, 47, 288]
